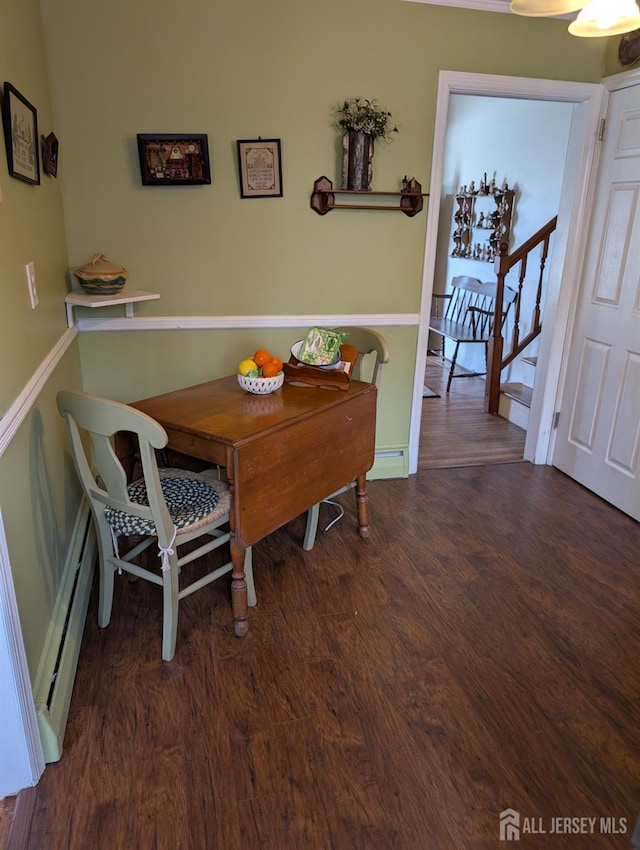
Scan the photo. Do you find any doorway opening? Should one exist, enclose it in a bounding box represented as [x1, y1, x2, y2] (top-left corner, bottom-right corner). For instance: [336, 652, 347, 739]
[419, 353, 526, 469]
[408, 72, 606, 474]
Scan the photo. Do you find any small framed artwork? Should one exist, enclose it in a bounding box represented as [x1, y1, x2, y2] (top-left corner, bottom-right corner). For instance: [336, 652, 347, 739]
[42, 132, 59, 177]
[236, 138, 283, 198]
[137, 134, 211, 186]
[2, 82, 40, 185]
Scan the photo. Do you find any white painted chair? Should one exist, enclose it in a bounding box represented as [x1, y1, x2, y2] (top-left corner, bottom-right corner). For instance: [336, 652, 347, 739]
[302, 327, 389, 551]
[57, 390, 255, 661]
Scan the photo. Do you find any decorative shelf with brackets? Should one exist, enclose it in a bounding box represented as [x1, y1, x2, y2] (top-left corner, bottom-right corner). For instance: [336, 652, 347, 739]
[450, 175, 515, 263]
[65, 289, 160, 328]
[310, 176, 428, 217]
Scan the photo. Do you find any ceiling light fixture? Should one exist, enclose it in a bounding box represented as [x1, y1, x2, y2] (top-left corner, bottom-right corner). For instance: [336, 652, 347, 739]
[509, 0, 585, 17]
[568, 0, 640, 36]
[510, 0, 640, 37]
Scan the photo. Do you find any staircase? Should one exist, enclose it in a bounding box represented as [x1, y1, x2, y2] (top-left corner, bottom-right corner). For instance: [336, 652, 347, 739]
[499, 356, 536, 429]
[485, 217, 557, 416]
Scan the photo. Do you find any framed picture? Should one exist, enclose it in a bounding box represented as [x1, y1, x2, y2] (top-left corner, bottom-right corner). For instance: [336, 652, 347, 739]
[42, 132, 59, 177]
[137, 134, 211, 186]
[236, 138, 283, 198]
[2, 82, 40, 185]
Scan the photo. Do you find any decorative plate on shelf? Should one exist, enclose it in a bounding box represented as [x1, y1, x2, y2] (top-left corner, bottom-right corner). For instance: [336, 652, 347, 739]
[619, 29, 640, 68]
[290, 340, 342, 369]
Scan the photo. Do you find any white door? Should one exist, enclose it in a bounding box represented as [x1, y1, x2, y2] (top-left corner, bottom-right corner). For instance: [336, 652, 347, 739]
[553, 82, 640, 521]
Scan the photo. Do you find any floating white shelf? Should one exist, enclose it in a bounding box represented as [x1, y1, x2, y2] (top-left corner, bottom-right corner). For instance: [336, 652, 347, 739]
[65, 289, 160, 328]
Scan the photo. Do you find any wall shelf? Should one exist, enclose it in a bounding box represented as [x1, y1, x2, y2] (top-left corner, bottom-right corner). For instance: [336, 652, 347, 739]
[451, 177, 514, 262]
[310, 176, 428, 217]
[65, 289, 160, 328]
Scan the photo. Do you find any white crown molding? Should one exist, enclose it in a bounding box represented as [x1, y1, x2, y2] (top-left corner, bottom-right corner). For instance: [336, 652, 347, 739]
[400, 0, 576, 19]
[402, 0, 511, 10]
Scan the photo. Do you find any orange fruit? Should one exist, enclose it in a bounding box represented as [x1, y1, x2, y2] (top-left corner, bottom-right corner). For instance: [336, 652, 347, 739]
[253, 349, 272, 367]
[261, 361, 280, 378]
[270, 356, 283, 371]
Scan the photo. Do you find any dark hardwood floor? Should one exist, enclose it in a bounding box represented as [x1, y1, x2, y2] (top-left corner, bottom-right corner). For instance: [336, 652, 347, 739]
[420, 355, 526, 469]
[5, 463, 639, 849]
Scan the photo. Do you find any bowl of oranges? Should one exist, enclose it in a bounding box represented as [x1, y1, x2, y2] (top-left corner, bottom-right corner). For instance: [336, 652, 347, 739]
[237, 349, 285, 394]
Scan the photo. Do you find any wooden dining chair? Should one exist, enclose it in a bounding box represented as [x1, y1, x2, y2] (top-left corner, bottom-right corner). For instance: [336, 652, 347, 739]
[57, 390, 256, 661]
[302, 326, 389, 551]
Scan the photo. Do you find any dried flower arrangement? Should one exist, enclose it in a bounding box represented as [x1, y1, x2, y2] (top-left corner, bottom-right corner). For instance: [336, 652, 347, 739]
[335, 97, 399, 141]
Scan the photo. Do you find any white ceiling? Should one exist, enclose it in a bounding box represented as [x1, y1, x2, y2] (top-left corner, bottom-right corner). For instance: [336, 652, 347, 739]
[401, 0, 577, 18]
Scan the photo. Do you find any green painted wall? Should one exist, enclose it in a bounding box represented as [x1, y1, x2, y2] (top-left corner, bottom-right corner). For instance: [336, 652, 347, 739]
[0, 1, 71, 413]
[39, 0, 609, 445]
[76, 326, 417, 452]
[0, 351, 83, 674]
[0, 0, 83, 683]
[602, 33, 637, 78]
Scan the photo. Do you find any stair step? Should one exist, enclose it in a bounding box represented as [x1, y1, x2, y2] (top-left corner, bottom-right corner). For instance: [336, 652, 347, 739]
[501, 382, 533, 408]
[522, 356, 537, 367]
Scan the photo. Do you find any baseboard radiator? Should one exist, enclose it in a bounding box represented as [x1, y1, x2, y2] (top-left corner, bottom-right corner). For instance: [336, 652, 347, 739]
[33, 502, 95, 763]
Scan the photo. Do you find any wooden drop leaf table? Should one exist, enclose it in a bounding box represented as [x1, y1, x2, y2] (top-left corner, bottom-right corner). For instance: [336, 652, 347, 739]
[131, 374, 377, 637]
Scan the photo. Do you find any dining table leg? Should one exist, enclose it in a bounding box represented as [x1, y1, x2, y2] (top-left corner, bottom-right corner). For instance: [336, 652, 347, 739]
[230, 536, 249, 637]
[355, 474, 370, 539]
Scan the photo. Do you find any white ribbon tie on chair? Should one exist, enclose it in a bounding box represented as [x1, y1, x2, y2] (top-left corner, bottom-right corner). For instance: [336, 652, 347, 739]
[110, 519, 177, 572]
[158, 526, 178, 572]
[110, 526, 123, 575]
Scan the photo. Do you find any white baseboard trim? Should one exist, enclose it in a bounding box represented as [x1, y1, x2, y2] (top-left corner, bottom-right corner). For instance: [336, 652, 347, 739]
[371, 445, 410, 480]
[34, 501, 95, 763]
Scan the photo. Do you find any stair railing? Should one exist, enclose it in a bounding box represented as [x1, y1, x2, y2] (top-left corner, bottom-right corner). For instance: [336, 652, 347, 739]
[485, 215, 557, 414]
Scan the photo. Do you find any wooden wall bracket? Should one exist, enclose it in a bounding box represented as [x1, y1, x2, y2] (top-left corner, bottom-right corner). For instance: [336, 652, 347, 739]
[310, 176, 428, 217]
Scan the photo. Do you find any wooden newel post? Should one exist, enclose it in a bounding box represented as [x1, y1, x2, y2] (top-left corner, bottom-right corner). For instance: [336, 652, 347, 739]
[485, 336, 503, 415]
[485, 241, 510, 414]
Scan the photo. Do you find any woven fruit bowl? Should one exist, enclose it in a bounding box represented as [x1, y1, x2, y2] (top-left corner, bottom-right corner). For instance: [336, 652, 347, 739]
[237, 372, 284, 395]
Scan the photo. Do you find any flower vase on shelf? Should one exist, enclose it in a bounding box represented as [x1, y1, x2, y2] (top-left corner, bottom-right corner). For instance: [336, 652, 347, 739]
[342, 131, 374, 191]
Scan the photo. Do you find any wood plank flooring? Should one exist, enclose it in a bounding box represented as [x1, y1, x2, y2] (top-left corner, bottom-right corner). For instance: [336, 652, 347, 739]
[6, 463, 639, 849]
[419, 356, 526, 469]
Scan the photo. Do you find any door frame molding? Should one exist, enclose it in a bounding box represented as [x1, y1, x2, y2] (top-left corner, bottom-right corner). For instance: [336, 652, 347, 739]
[408, 70, 607, 473]
[603, 66, 640, 94]
[0, 509, 45, 796]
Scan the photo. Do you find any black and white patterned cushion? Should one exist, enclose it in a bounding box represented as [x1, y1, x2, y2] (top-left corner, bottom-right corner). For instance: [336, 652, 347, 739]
[104, 470, 222, 536]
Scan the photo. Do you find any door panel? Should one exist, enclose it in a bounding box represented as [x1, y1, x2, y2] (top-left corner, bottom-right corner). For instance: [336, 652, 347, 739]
[567, 339, 609, 451]
[553, 85, 640, 521]
[608, 352, 640, 476]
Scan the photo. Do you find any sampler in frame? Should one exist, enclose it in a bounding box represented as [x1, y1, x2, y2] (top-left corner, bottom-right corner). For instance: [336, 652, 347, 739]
[236, 138, 283, 198]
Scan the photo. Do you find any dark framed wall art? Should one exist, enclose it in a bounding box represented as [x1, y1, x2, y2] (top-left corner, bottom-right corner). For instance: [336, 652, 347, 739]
[2, 82, 40, 185]
[42, 132, 59, 177]
[137, 134, 211, 185]
[236, 138, 283, 198]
